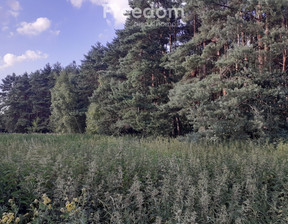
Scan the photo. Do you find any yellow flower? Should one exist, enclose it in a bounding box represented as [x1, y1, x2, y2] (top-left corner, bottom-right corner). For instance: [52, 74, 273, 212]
[66, 202, 76, 212]
[48, 204, 52, 210]
[15, 217, 20, 223]
[42, 194, 51, 205]
[1, 212, 14, 224]
[1, 216, 8, 223]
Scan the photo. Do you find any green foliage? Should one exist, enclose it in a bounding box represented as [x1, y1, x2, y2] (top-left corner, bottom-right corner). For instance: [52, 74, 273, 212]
[29, 64, 59, 133]
[1, 74, 32, 133]
[1, 0, 288, 140]
[169, 71, 288, 141]
[50, 63, 86, 133]
[87, 0, 185, 136]
[0, 64, 60, 133]
[165, 0, 288, 141]
[1, 134, 288, 223]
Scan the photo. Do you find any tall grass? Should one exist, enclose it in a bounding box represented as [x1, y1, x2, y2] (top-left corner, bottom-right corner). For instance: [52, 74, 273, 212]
[0, 134, 288, 223]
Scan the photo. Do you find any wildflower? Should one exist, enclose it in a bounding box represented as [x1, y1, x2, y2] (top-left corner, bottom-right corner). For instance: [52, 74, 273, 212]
[15, 217, 20, 223]
[66, 202, 76, 212]
[48, 204, 52, 210]
[33, 210, 39, 216]
[42, 194, 51, 205]
[1, 212, 14, 224]
[1, 214, 8, 223]
[73, 198, 79, 203]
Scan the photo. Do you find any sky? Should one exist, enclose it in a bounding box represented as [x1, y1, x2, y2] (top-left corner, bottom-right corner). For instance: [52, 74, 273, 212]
[0, 0, 130, 81]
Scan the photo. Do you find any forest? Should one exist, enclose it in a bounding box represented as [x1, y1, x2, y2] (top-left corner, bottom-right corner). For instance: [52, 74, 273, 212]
[1, 0, 288, 142]
[1, 1, 288, 223]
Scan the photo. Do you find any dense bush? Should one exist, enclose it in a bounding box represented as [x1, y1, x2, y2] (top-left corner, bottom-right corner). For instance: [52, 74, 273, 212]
[0, 134, 288, 223]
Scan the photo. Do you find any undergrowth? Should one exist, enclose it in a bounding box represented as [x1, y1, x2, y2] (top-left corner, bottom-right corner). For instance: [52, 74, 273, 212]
[0, 134, 288, 223]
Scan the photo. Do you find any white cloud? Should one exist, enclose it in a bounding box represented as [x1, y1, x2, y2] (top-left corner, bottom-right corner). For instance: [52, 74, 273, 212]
[17, 17, 51, 36]
[0, 3, 15, 25]
[69, 0, 85, 8]
[97, 0, 130, 25]
[8, 0, 21, 11]
[7, 0, 21, 17]
[0, 1, 21, 26]
[50, 30, 61, 36]
[9, 10, 19, 17]
[68, 0, 130, 25]
[0, 50, 48, 70]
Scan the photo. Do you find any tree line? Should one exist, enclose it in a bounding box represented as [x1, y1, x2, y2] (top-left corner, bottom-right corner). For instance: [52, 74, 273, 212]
[1, 0, 288, 141]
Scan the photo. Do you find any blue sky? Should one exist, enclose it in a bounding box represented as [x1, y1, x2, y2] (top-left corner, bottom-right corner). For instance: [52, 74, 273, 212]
[0, 0, 130, 81]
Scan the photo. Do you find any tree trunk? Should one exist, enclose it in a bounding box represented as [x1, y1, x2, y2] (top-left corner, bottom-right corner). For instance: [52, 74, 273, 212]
[282, 17, 287, 72]
[241, 32, 245, 46]
[264, 14, 271, 72]
[169, 22, 172, 52]
[151, 74, 155, 87]
[172, 115, 181, 137]
[283, 49, 287, 73]
[176, 115, 181, 136]
[203, 41, 207, 76]
[236, 33, 240, 71]
[194, 15, 197, 37]
[257, 4, 264, 73]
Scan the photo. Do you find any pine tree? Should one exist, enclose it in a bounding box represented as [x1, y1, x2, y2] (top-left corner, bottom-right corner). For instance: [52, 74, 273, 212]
[1, 0, 287, 140]
[78, 43, 108, 123]
[2, 74, 32, 133]
[86, 37, 128, 135]
[106, 0, 184, 136]
[167, 0, 288, 141]
[50, 63, 85, 133]
[29, 64, 58, 133]
[0, 74, 18, 132]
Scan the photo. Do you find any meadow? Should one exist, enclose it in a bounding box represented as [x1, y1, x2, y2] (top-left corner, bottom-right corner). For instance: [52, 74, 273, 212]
[0, 134, 288, 223]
